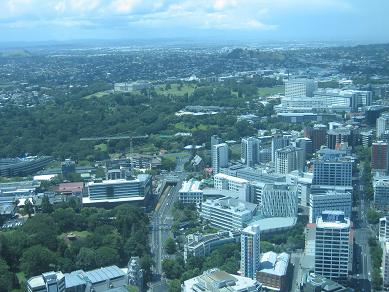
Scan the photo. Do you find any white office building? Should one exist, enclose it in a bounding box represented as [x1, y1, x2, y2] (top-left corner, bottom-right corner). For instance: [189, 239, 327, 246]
[284, 79, 318, 98]
[241, 137, 259, 167]
[241, 224, 261, 279]
[314, 211, 352, 280]
[261, 183, 298, 218]
[377, 114, 389, 139]
[212, 143, 229, 174]
[312, 158, 353, 187]
[214, 173, 250, 201]
[379, 217, 389, 243]
[275, 146, 304, 174]
[200, 197, 256, 231]
[383, 242, 389, 287]
[309, 190, 352, 224]
[179, 180, 203, 205]
[374, 179, 389, 209]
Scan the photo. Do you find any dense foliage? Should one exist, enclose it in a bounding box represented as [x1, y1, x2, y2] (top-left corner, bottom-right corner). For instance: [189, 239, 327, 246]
[0, 202, 152, 291]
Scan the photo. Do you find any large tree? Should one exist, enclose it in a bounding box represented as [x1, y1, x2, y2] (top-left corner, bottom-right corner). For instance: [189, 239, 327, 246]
[20, 245, 58, 277]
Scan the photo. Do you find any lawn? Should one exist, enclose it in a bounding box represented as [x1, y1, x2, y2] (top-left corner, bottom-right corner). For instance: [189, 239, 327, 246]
[156, 83, 196, 96]
[230, 143, 241, 160]
[94, 143, 108, 152]
[257, 86, 284, 97]
[83, 91, 111, 99]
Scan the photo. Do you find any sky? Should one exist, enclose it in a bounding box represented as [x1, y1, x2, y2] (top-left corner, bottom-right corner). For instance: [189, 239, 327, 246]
[0, 0, 388, 44]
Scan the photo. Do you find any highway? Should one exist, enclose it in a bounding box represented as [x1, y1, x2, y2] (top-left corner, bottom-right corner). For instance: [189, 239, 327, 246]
[148, 171, 185, 292]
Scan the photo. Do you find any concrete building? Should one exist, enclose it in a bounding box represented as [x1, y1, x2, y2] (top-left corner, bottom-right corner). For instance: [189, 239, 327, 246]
[302, 273, 349, 292]
[182, 268, 262, 292]
[312, 157, 353, 187]
[241, 137, 259, 167]
[271, 135, 290, 163]
[0, 156, 53, 177]
[286, 171, 313, 207]
[214, 173, 250, 201]
[179, 180, 203, 205]
[241, 224, 261, 279]
[377, 114, 389, 139]
[372, 141, 389, 173]
[374, 179, 389, 209]
[258, 148, 272, 163]
[27, 266, 129, 292]
[221, 165, 286, 184]
[212, 143, 229, 174]
[200, 197, 256, 231]
[295, 138, 313, 160]
[304, 124, 327, 152]
[309, 190, 352, 224]
[83, 174, 151, 207]
[360, 130, 373, 148]
[314, 211, 352, 280]
[184, 231, 239, 262]
[383, 242, 389, 287]
[114, 81, 151, 92]
[284, 79, 318, 98]
[256, 252, 290, 292]
[275, 146, 304, 174]
[379, 216, 389, 242]
[261, 183, 298, 218]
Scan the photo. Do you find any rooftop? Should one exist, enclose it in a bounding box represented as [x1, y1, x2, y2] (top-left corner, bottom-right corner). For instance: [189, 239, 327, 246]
[259, 252, 290, 277]
[214, 173, 248, 184]
[180, 179, 201, 193]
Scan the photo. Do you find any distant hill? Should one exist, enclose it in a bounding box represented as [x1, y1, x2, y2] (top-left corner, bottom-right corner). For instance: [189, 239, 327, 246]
[0, 49, 32, 57]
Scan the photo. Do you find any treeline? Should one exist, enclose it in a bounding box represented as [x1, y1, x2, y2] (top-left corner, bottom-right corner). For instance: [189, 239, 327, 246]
[0, 201, 152, 291]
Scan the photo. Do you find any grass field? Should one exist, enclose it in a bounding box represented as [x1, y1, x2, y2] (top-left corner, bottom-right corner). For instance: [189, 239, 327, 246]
[230, 143, 241, 160]
[257, 86, 284, 97]
[83, 91, 111, 99]
[156, 83, 196, 96]
[94, 143, 108, 151]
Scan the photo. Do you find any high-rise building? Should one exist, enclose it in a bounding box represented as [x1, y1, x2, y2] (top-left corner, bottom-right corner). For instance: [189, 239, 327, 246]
[212, 143, 228, 174]
[304, 124, 327, 152]
[326, 127, 353, 149]
[380, 216, 389, 242]
[241, 137, 259, 167]
[211, 135, 222, 151]
[284, 79, 318, 98]
[261, 183, 298, 218]
[271, 135, 290, 163]
[312, 157, 353, 187]
[309, 190, 352, 223]
[241, 224, 261, 279]
[377, 114, 389, 139]
[314, 211, 352, 280]
[360, 130, 373, 148]
[383, 242, 389, 287]
[275, 146, 304, 174]
[372, 141, 389, 173]
[374, 179, 389, 209]
[295, 137, 313, 160]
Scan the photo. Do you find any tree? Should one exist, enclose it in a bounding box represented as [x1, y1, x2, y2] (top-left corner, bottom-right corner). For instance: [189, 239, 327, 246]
[24, 198, 34, 218]
[95, 246, 120, 267]
[164, 237, 176, 255]
[162, 259, 184, 279]
[76, 247, 96, 270]
[0, 259, 14, 291]
[41, 195, 53, 213]
[367, 208, 380, 224]
[20, 245, 58, 277]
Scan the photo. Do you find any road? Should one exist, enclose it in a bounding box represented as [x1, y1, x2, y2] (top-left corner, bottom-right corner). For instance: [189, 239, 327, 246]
[148, 171, 185, 292]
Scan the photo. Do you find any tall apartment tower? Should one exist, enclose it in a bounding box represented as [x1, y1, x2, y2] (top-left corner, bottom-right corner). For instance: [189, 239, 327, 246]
[314, 211, 352, 280]
[240, 224, 261, 279]
[377, 114, 389, 139]
[312, 157, 353, 187]
[241, 137, 259, 167]
[304, 124, 327, 152]
[275, 146, 304, 174]
[383, 242, 389, 287]
[211, 135, 222, 160]
[271, 135, 290, 163]
[284, 78, 318, 98]
[212, 143, 229, 175]
[371, 141, 389, 173]
[380, 217, 389, 242]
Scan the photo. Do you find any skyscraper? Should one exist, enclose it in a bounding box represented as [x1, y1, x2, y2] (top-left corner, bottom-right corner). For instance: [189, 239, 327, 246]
[383, 242, 389, 287]
[271, 135, 290, 163]
[304, 124, 327, 152]
[212, 143, 229, 175]
[275, 146, 304, 174]
[210, 135, 222, 162]
[241, 224, 261, 279]
[312, 157, 352, 187]
[371, 141, 389, 173]
[377, 114, 389, 139]
[314, 211, 352, 280]
[241, 137, 259, 167]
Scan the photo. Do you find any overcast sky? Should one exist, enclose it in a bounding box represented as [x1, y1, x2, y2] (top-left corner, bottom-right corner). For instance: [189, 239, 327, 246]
[0, 0, 388, 43]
